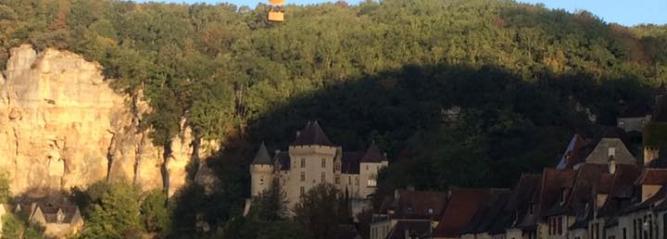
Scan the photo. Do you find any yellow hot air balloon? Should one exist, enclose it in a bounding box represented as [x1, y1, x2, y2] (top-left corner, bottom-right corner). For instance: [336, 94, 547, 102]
[268, 0, 285, 22]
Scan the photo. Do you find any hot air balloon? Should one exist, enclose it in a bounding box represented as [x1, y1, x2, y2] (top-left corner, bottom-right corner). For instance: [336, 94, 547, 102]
[268, 0, 285, 22]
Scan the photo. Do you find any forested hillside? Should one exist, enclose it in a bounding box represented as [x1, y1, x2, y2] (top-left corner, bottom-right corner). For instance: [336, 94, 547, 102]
[1, 0, 666, 237]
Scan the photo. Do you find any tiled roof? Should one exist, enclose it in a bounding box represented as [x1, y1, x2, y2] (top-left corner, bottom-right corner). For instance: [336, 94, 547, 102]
[538, 168, 575, 217]
[342, 151, 363, 174]
[292, 121, 335, 146]
[252, 142, 273, 165]
[636, 168, 667, 185]
[360, 143, 387, 163]
[14, 197, 80, 224]
[386, 220, 433, 239]
[462, 189, 511, 235]
[505, 175, 541, 230]
[597, 165, 641, 217]
[381, 190, 448, 220]
[274, 151, 290, 170]
[557, 134, 594, 170]
[433, 189, 492, 238]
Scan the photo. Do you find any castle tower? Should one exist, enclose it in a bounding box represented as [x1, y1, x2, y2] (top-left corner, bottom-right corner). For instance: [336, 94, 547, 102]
[286, 121, 338, 207]
[250, 142, 274, 197]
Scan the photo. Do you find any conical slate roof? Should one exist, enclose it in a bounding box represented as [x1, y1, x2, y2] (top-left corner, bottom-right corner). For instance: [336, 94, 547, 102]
[252, 142, 272, 165]
[292, 121, 334, 146]
[361, 142, 387, 163]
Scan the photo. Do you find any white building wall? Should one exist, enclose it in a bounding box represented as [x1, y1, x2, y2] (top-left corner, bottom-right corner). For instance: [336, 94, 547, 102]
[286, 145, 337, 209]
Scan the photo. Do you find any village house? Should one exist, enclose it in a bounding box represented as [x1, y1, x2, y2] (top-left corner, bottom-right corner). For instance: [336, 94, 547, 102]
[13, 198, 84, 238]
[370, 189, 448, 239]
[249, 121, 389, 212]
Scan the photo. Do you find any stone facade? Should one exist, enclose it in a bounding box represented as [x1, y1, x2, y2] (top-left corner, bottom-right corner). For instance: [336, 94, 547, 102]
[250, 121, 388, 211]
[0, 45, 218, 196]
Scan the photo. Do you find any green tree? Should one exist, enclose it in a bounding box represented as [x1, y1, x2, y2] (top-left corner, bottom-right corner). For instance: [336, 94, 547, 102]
[78, 182, 143, 239]
[140, 190, 172, 235]
[293, 183, 350, 239]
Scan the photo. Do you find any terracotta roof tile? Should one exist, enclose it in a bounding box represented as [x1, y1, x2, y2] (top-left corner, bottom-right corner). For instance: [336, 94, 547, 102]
[382, 190, 448, 220]
[538, 168, 575, 217]
[433, 189, 492, 238]
[636, 168, 667, 185]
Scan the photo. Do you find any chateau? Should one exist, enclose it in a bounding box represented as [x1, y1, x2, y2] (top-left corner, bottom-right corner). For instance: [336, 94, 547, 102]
[250, 121, 389, 210]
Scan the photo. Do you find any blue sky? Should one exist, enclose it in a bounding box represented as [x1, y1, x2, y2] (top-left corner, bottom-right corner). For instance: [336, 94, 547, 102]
[135, 0, 667, 26]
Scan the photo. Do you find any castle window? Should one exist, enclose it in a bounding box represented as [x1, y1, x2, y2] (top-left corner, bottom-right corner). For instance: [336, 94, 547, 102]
[301, 158, 306, 168]
[301, 172, 305, 182]
[608, 147, 616, 157]
[321, 172, 326, 183]
[300, 186, 305, 196]
[321, 158, 326, 168]
[260, 177, 264, 185]
[335, 175, 340, 184]
[335, 162, 341, 171]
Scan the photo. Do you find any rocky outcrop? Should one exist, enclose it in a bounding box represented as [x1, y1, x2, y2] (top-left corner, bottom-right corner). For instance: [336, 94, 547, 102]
[0, 45, 218, 196]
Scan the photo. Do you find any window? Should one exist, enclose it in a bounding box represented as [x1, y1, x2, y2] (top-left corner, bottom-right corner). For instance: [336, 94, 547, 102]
[301, 172, 305, 182]
[321, 158, 326, 168]
[368, 174, 377, 187]
[623, 228, 627, 239]
[368, 179, 376, 187]
[348, 176, 352, 185]
[335, 162, 341, 171]
[260, 177, 264, 185]
[355, 177, 359, 185]
[557, 216, 562, 235]
[608, 147, 616, 157]
[335, 175, 340, 184]
[300, 186, 305, 196]
[301, 158, 306, 168]
[321, 172, 326, 183]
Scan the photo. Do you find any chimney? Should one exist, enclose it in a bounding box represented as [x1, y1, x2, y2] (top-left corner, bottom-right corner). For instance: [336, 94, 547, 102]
[609, 156, 617, 174]
[644, 147, 659, 166]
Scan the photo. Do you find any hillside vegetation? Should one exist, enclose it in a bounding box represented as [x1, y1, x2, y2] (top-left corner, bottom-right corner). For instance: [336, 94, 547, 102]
[1, 0, 666, 237]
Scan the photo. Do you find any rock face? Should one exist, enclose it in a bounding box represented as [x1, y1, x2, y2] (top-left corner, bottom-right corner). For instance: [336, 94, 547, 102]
[0, 45, 216, 196]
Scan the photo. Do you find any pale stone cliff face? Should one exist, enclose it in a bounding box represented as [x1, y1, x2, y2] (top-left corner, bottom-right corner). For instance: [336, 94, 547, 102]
[0, 45, 217, 196]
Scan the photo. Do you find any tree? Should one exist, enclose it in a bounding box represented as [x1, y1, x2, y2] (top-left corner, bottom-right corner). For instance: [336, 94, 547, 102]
[247, 179, 287, 221]
[0, 171, 9, 204]
[293, 183, 351, 239]
[78, 182, 143, 239]
[140, 189, 172, 236]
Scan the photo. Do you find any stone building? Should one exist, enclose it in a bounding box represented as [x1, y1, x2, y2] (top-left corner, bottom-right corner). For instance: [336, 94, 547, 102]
[14, 198, 83, 238]
[250, 121, 389, 211]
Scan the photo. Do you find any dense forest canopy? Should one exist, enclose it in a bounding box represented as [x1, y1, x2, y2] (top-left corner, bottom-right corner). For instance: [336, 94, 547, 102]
[1, 0, 667, 237]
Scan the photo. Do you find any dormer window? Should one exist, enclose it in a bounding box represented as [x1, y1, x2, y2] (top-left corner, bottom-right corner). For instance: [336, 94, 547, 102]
[608, 147, 616, 158]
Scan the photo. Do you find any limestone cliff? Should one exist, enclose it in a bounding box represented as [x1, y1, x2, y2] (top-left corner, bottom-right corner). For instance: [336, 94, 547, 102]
[0, 45, 217, 196]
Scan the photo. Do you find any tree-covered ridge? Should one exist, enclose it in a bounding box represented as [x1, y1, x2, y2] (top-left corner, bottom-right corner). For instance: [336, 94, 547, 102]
[0, 0, 665, 147]
[1, 1, 667, 237]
